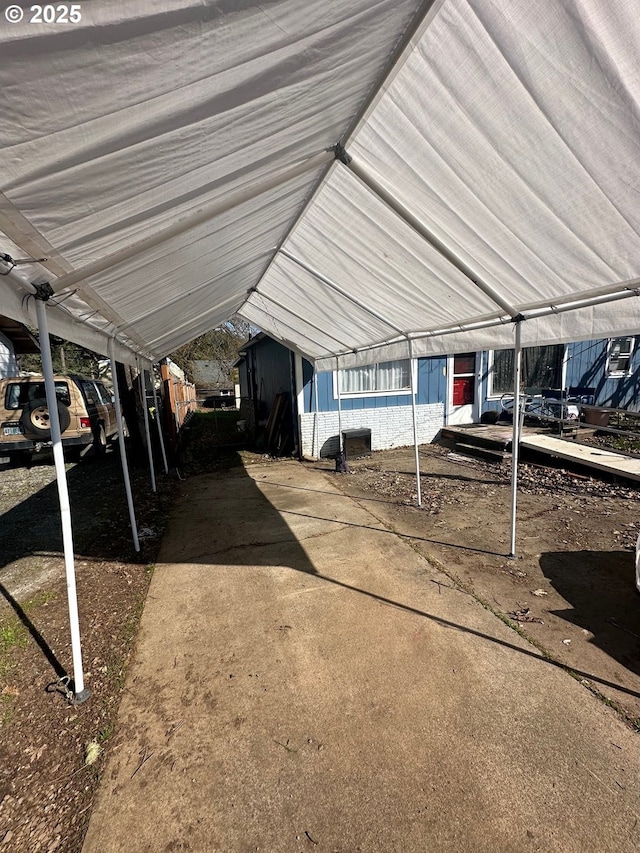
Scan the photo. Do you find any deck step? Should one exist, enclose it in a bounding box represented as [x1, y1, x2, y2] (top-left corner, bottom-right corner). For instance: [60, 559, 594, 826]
[451, 442, 506, 464]
[440, 426, 511, 452]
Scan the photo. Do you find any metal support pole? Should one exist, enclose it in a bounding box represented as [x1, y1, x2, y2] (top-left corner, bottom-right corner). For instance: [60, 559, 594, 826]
[509, 322, 523, 557]
[151, 369, 169, 475]
[336, 357, 343, 457]
[34, 295, 90, 702]
[109, 339, 140, 552]
[314, 366, 320, 460]
[140, 369, 156, 493]
[409, 339, 422, 507]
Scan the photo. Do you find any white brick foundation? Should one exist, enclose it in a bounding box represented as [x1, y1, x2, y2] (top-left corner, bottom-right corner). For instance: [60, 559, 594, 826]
[299, 403, 445, 458]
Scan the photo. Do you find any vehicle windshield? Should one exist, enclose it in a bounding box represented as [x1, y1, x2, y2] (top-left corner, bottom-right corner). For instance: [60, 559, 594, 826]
[5, 381, 71, 410]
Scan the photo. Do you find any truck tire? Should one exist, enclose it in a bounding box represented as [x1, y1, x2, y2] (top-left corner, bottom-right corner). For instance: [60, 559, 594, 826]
[93, 423, 107, 456]
[20, 398, 71, 440]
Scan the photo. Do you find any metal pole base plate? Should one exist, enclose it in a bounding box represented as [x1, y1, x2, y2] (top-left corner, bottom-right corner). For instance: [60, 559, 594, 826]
[72, 688, 92, 705]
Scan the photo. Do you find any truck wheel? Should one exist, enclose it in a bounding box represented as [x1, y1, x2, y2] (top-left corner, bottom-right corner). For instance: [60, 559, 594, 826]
[20, 399, 71, 440]
[93, 424, 107, 456]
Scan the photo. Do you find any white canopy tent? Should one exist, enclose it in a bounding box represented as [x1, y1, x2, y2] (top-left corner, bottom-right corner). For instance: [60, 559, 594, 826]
[1, 0, 639, 700]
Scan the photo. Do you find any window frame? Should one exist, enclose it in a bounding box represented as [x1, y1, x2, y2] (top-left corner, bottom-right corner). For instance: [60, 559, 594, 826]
[332, 358, 416, 400]
[5, 380, 71, 410]
[487, 345, 565, 398]
[606, 336, 635, 378]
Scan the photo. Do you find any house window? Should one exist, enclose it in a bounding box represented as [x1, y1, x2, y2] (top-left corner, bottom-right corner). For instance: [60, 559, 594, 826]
[336, 359, 411, 397]
[606, 337, 634, 377]
[490, 345, 564, 396]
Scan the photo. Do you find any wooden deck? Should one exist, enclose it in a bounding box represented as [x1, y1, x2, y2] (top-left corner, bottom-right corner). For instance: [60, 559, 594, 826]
[439, 424, 640, 483]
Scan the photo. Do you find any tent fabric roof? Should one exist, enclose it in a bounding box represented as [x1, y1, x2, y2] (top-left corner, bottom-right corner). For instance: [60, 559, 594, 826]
[1, 0, 639, 370]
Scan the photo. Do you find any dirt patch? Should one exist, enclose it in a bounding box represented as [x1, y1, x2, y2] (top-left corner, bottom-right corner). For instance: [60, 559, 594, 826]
[321, 443, 640, 727]
[0, 449, 175, 853]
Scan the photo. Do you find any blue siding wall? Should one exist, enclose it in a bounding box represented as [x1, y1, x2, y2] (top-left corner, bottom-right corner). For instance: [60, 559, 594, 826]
[419, 356, 447, 405]
[302, 355, 447, 413]
[566, 338, 640, 410]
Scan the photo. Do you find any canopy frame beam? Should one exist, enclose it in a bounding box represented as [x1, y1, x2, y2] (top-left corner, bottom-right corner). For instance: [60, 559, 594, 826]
[279, 249, 406, 337]
[509, 321, 523, 558]
[151, 368, 169, 475]
[139, 365, 156, 493]
[248, 288, 354, 351]
[334, 146, 520, 321]
[320, 285, 640, 364]
[409, 338, 422, 507]
[113, 254, 273, 336]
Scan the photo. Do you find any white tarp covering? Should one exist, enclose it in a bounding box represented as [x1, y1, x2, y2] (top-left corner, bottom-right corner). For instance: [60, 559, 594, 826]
[1, 0, 639, 367]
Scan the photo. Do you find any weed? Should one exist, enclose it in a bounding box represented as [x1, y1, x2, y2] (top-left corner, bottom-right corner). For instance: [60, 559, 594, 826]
[23, 590, 56, 613]
[0, 692, 17, 728]
[97, 722, 115, 744]
[0, 621, 28, 653]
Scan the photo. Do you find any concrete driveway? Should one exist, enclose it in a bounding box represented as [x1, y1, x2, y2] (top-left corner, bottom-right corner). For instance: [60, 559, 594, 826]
[83, 458, 638, 852]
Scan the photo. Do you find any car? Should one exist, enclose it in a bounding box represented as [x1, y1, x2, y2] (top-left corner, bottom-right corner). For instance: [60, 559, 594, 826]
[0, 374, 118, 464]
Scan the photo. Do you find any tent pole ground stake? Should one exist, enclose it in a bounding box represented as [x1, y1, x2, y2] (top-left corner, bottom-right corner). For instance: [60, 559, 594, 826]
[509, 321, 523, 557]
[34, 295, 90, 703]
[409, 339, 422, 507]
[140, 369, 156, 492]
[109, 339, 140, 552]
[151, 369, 169, 474]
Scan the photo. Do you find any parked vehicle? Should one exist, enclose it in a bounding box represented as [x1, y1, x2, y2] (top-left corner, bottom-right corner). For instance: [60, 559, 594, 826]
[0, 374, 118, 464]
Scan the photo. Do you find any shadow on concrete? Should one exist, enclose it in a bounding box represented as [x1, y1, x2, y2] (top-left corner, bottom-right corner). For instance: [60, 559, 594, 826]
[155, 462, 319, 575]
[5, 449, 640, 705]
[169, 460, 640, 701]
[540, 549, 640, 677]
[277, 507, 505, 558]
[301, 569, 640, 701]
